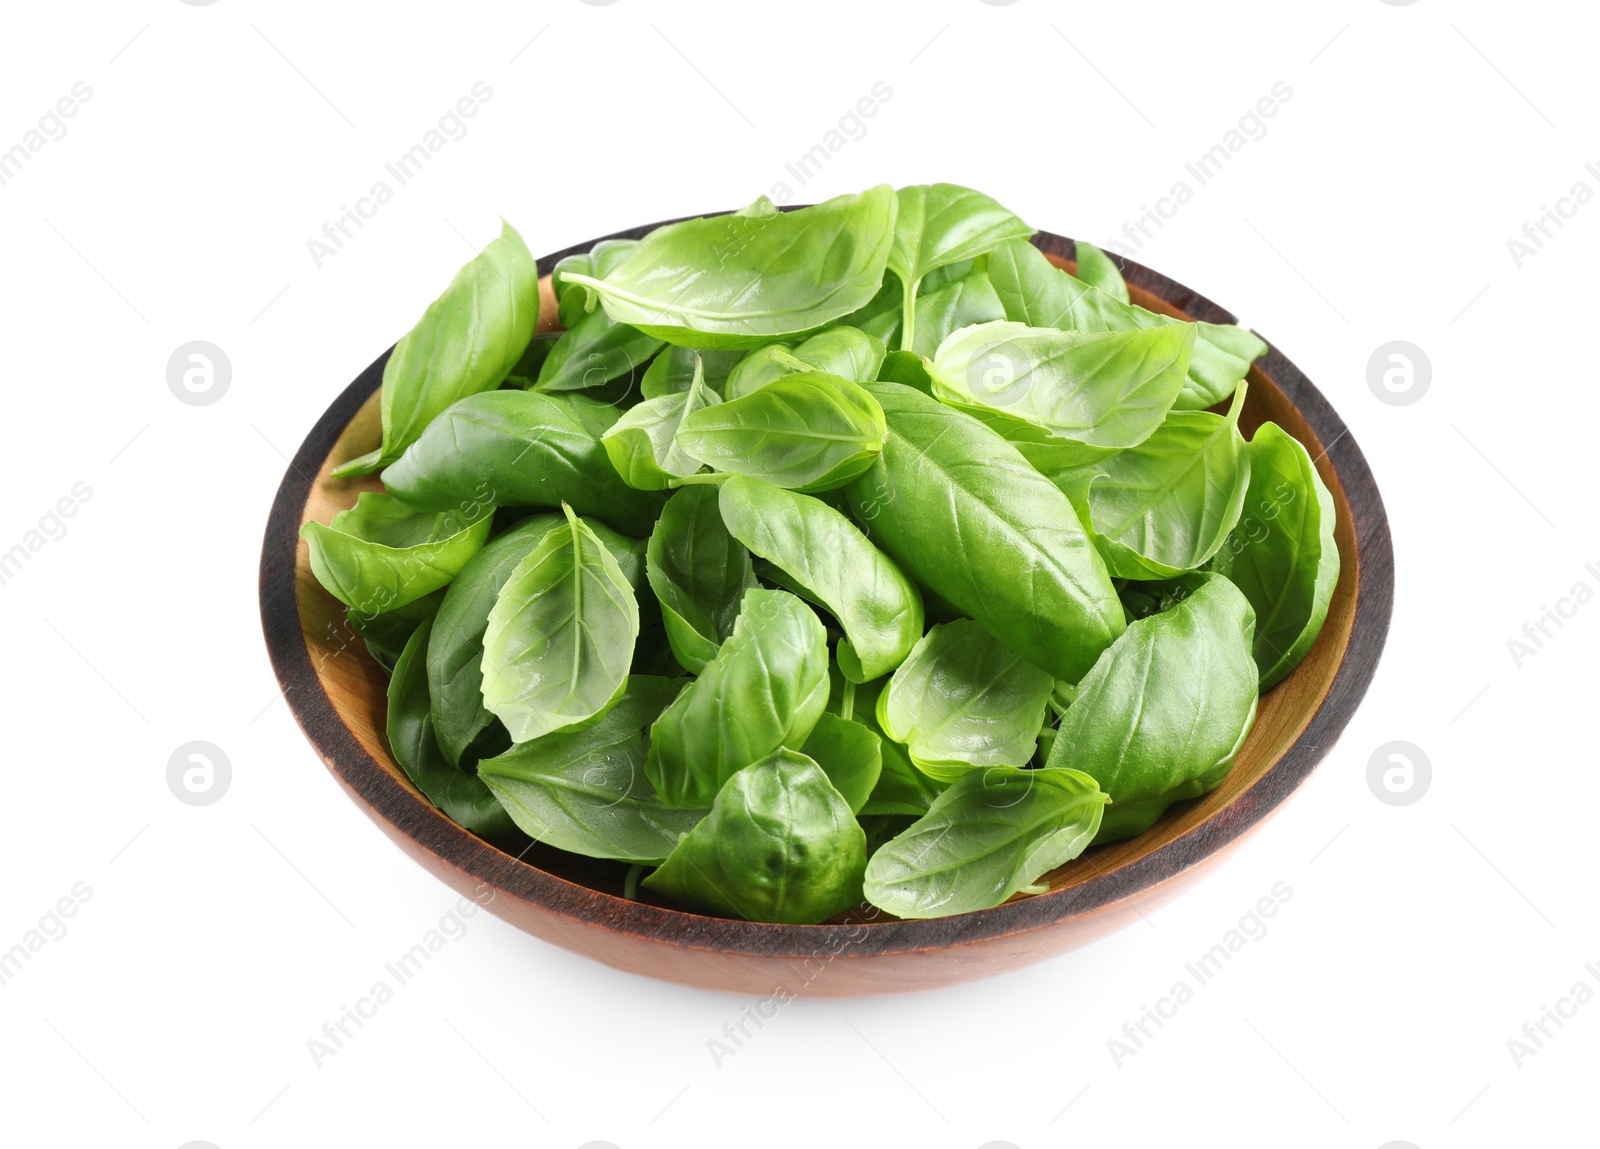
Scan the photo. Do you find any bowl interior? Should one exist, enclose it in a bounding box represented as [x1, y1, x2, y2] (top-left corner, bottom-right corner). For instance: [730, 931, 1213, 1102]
[290, 258, 1359, 918]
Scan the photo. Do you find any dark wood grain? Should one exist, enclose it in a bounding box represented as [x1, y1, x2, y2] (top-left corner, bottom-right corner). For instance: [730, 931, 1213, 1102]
[259, 220, 1393, 996]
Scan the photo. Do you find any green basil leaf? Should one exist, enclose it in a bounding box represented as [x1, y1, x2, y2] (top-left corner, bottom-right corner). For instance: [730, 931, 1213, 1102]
[988, 238, 1264, 410]
[481, 506, 640, 743]
[477, 676, 705, 863]
[333, 222, 539, 477]
[388, 613, 515, 838]
[347, 591, 444, 672]
[844, 381, 1125, 683]
[1067, 384, 1252, 579]
[553, 239, 640, 328]
[847, 263, 999, 354]
[859, 308, 900, 347]
[559, 186, 898, 349]
[963, 412, 1123, 476]
[827, 676, 943, 816]
[302, 491, 493, 613]
[533, 303, 662, 393]
[549, 391, 625, 437]
[860, 742, 944, 816]
[907, 267, 1005, 357]
[502, 332, 561, 388]
[789, 325, 888, 383]
[839, 266, 904, 330]
[1046, 573, 1258, 842]
[677, 371, 888, 493]
[600, 355, 721, 489]
[863, 765, 1107, 919]
[1209, 421, 1340, 690]
[642, 749, 867, 923]
[717, 474, 923, 682]
[427, 514, 563, 765]
[644, 485, 758, 674]
[380, 390, 664, 536]
[724, 326, 886, 398]
[887, 183, 1032, 352]
[721, 342, 795, 398]
[799, 712, 882, 814]
[645, 588, 829, 807]
[640, 345, 742, 399]
[928, 320, 1193, 461]
[1072, 241, 1129, 303]
[875, 349, 933, 393]
[878, 620, 1055, 781]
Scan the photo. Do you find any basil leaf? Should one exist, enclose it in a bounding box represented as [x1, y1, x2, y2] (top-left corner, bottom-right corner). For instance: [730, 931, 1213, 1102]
[828, 676, 943, 816]
[677, 371, 888, 493]
[550, 392, 625, 436]
[302, 491, 493, 614]
[717, 474, 923, 682]
[877, 620, 1055, 781]
[640, 345, 741, 399]
[642, 749, 867, 924]
[861, 741, 944, 816]
[552, 238, 640, 328]
[1046, 573, 1258, 842]
[427, 515, 563, 765]
[887, 183, 1032, 352]
[929, 319, 1194, 462]
[721, 341, 795, 398]
[481, 506, 640, 743]
[863, 765, 1107, 918]
[601, 355, 721, 490]
[800, 712, 883, 814]
[876, 349, 933, 393]
[380, 390, 664, 536]
[988, 238, 1264, 410]
[1072, 241, 1129, 303]
[645, 589, 829, 807]
[560, 187, 898, 348]
[533, 303, 662, 393]
[847, 264, 1001, 355]
[907, 267, 1006, 357]
[844, 381, 1125, 683]
[502, 332, 561, 388]
[724, 326, 887, 398]
[334, 222, 539, 477]
[645, 485, 758, 674]
[347, 591, 443, 672]
[1209, 421, 1340, 689]
[477, 676, 705, 863]
[1067, 383, 1252, 579]
[388, 613, 516, 838]
[788, 325, 888, 383]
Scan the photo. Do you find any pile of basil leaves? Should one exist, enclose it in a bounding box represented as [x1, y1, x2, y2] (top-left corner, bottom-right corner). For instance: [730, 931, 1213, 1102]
[305, 184, 1339, 924]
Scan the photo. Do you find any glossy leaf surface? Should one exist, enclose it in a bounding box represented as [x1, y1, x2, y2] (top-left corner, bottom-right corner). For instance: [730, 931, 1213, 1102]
[863, 765, 1106, 918]
[481, 507, 640, 743]
[643, 750, 867, 924]
[1045, 574, 1258, 842]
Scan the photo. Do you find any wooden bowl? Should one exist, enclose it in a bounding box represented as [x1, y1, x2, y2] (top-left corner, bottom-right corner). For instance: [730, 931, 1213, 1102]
[259, 219, 1392, 996]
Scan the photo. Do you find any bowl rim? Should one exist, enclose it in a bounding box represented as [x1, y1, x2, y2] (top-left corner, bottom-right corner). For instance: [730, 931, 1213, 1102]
[259, 216, 1393, 959]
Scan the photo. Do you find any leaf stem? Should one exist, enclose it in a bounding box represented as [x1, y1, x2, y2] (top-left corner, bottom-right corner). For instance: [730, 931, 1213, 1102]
[623, 863, 644, 901]
[1225, 379, 1249, 426]
[770, 348, 812, 373]
[672, 471, 732, 487]
[900, 281, 919, 353]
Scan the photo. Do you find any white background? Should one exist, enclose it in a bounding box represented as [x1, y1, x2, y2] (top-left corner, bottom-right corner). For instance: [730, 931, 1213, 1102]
[1, 1, 1594, 1146]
